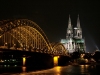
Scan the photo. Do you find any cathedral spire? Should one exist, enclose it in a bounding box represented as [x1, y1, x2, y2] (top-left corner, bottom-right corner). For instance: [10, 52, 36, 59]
[68, 15, 72, 29]
[77, 14, 80, 28]
[66, 15, 73, 39]
[74, 14, 82, 39]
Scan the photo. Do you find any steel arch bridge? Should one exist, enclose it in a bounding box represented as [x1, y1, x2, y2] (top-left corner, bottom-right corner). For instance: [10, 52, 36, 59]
[51, 42, 68, 56]
[0, 19, 68, 56]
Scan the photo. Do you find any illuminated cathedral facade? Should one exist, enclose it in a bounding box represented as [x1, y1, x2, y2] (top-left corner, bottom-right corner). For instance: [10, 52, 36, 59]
[60, 15, 86, 53]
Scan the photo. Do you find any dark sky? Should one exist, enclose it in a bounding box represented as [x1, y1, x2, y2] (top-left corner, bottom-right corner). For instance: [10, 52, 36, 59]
[0, 0, 100, 52]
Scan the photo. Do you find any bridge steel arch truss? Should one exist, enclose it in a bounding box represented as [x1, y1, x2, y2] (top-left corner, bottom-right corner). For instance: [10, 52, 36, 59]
[0, 19, 68, 56]
[51, 42, 68, 56]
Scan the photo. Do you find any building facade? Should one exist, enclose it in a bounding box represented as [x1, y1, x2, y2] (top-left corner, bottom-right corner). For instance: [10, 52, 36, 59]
[60, 15, 86, 53]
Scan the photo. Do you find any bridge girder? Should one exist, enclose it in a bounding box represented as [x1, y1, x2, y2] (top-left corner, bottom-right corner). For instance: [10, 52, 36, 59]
[51, 42, 68, 56]
[0, 19, 52, 53]
[0, 19, 68, 55]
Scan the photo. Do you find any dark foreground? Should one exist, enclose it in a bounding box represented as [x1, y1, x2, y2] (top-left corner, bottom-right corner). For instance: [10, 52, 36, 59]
[0, 65, 100, 75]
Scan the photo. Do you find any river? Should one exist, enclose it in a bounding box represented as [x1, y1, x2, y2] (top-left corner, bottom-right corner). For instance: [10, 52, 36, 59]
[0, 65, 99, 75]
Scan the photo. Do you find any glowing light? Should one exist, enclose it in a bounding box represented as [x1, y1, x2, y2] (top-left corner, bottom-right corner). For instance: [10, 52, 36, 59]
[4, 65, 7, 67]
[14, 65, 17, 67]
[85, 59, 88, 63]
[0, 36, 1, 38]
[74, 27, 78, 29]
[53, 56, 59, 66]
[5, 42, 7, 45]
[23, 57, 26, 66]
[0, 60, 4, 62]
[85, 65, 89, 68]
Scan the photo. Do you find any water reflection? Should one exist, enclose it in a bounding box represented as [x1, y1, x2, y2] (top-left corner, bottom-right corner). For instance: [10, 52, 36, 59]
[0, 65, 100, 75]
[22, 66, 26, 72]
[19, 66, 62, 75]
[54, 66, 61, 73]
[80, 65, 89, 73]
[80, 65, 84, 73]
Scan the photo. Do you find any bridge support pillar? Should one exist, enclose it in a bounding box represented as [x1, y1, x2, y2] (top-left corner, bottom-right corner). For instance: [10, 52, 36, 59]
[23, 57, 26, 66]
[53, 56, 59, 66]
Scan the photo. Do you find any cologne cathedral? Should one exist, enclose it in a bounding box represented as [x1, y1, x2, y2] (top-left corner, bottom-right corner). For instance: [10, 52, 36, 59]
[60, 15, 86, 53]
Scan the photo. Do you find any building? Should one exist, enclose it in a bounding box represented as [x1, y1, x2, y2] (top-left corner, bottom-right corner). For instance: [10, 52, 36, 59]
[60, 15, 86, 53]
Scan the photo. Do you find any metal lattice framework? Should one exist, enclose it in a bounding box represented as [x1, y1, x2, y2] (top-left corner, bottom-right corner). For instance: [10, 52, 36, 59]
[0, 19, 68, 55]
[51, 42, 68, 56]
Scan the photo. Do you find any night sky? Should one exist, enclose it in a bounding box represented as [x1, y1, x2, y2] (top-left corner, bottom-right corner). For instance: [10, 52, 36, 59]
[0, 0, 100, 52]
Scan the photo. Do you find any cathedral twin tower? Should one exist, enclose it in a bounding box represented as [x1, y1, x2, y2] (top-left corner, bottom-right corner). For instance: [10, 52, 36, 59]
[61, 15, 86, 53]
[66, 15, 82, 39]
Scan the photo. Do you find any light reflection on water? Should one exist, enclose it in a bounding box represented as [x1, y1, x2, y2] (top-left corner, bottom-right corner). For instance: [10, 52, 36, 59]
[0, 65, 99, 75]
[22, 66, 26, 72]
[19, 66, 62, 75]
[80, 65, 89, 73]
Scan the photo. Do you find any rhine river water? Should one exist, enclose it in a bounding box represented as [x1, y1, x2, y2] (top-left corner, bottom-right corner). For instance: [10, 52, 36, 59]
[0, 65, 100, 75]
